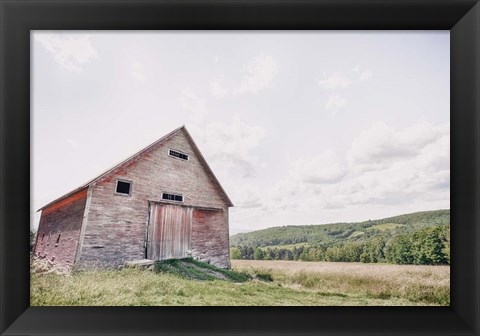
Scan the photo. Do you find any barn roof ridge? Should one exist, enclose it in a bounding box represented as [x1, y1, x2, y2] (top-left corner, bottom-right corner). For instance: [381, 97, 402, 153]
[38, 125, 233, 211]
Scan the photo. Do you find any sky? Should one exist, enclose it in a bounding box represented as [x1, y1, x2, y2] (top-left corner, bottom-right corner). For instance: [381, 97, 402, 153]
[32, 31, 450, 234]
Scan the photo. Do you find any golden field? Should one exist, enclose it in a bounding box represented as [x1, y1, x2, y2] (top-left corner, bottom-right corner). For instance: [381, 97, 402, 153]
[31, 260, 450, 306]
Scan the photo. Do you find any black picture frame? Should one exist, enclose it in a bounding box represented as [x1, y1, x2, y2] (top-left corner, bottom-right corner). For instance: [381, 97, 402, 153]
[1, 0, 479, 335]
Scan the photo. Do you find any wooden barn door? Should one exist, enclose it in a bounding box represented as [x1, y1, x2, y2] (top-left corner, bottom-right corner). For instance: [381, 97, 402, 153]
[146, 203, 193, 260]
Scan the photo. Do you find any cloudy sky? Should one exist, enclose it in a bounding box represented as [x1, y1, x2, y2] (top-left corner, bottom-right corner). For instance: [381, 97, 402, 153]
[32, 31, 450, 234]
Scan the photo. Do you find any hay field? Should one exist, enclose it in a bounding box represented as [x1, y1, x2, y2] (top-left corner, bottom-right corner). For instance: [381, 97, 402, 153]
[232, 260, 450, 305]
[30, 260, 449, 306]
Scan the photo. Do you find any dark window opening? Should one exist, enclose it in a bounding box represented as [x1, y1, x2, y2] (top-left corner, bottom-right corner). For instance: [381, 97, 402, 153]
[169, 149, 189, 160]
[56, 234, 61, 244]
[162, 193, 183, 202]
[116, 180, 131, 195]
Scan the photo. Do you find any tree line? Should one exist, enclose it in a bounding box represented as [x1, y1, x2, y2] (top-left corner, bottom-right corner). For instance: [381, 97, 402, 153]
[231, 225, 450, 265]
[231, 209, 450, 248]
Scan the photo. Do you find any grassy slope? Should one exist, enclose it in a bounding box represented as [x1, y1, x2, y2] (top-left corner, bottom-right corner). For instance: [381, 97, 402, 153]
[30, 260, 450, 306]
[348, 231, 365, 239]
[153, 258, 250, 282]
[230, 209, 450, 248]
[365, 223, 406, 231]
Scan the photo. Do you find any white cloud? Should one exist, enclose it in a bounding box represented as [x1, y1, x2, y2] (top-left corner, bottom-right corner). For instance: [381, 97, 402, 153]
[225, 183, 263, 209]
[291, 150, 347, 185]
[318, 66, 372, 116]
[261, 121, 449, 215]
[236, 54, 278, 94]
[358, 70, 373, 82]
[333, 156, 448, 207]
[317, 66, 373, 90]
[270, 179, 303, 208]
[34, 32, 98, 72]
[348, 121, 447, 172]
[416, 130, 450, 172]
[208, 54, 278, 98]
[318, 71, 351, 89]
[325, 94, 347, 113]
[210, 77, 229, 98]
[326, 121, 450, 206]
[131, 62, 145, 83]
[190, 115, 266, 178]
[178, 88, 207, 122]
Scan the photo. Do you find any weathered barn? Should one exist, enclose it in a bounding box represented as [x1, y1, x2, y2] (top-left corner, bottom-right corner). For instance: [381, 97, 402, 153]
[33, 126, 233, 269]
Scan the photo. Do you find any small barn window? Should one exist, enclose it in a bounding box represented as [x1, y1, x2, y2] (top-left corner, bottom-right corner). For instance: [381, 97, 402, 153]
[115, 180, 132, 195]
[169, 149, 189, 160]
[56, 234, 61, 244]
[162, 193, 183, 202]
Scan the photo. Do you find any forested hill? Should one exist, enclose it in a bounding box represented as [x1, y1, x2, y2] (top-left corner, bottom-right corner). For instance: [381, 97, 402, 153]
[230, 209, 450, 248]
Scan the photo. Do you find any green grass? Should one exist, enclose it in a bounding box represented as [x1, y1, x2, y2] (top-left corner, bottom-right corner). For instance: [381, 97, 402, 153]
[31, 260, 450, 306]
[348, 231, 365, 239]
[346, 224, 404, 239]
[153, 258, 250, 282]
[366, 223, 406, 232]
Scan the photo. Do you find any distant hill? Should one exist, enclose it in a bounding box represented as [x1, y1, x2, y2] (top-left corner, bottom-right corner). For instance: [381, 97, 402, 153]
[230, 209, 450, 248]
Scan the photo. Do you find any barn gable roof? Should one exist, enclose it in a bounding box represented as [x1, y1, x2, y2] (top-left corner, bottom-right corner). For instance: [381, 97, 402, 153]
[38, 126, 234, 211]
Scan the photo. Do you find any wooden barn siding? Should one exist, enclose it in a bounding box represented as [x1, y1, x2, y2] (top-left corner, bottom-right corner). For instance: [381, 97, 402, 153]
[77, 130, 230, 268]
[147, 204, 193, 260]
[33, 189, 87, 267]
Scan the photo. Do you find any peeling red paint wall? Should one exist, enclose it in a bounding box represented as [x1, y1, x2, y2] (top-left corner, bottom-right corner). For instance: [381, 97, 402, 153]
[33, 189, 87, 268]
[191, 209, 230, 268]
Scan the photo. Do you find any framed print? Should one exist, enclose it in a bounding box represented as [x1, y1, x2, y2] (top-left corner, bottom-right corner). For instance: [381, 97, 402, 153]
[1, 0, 479, 335]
